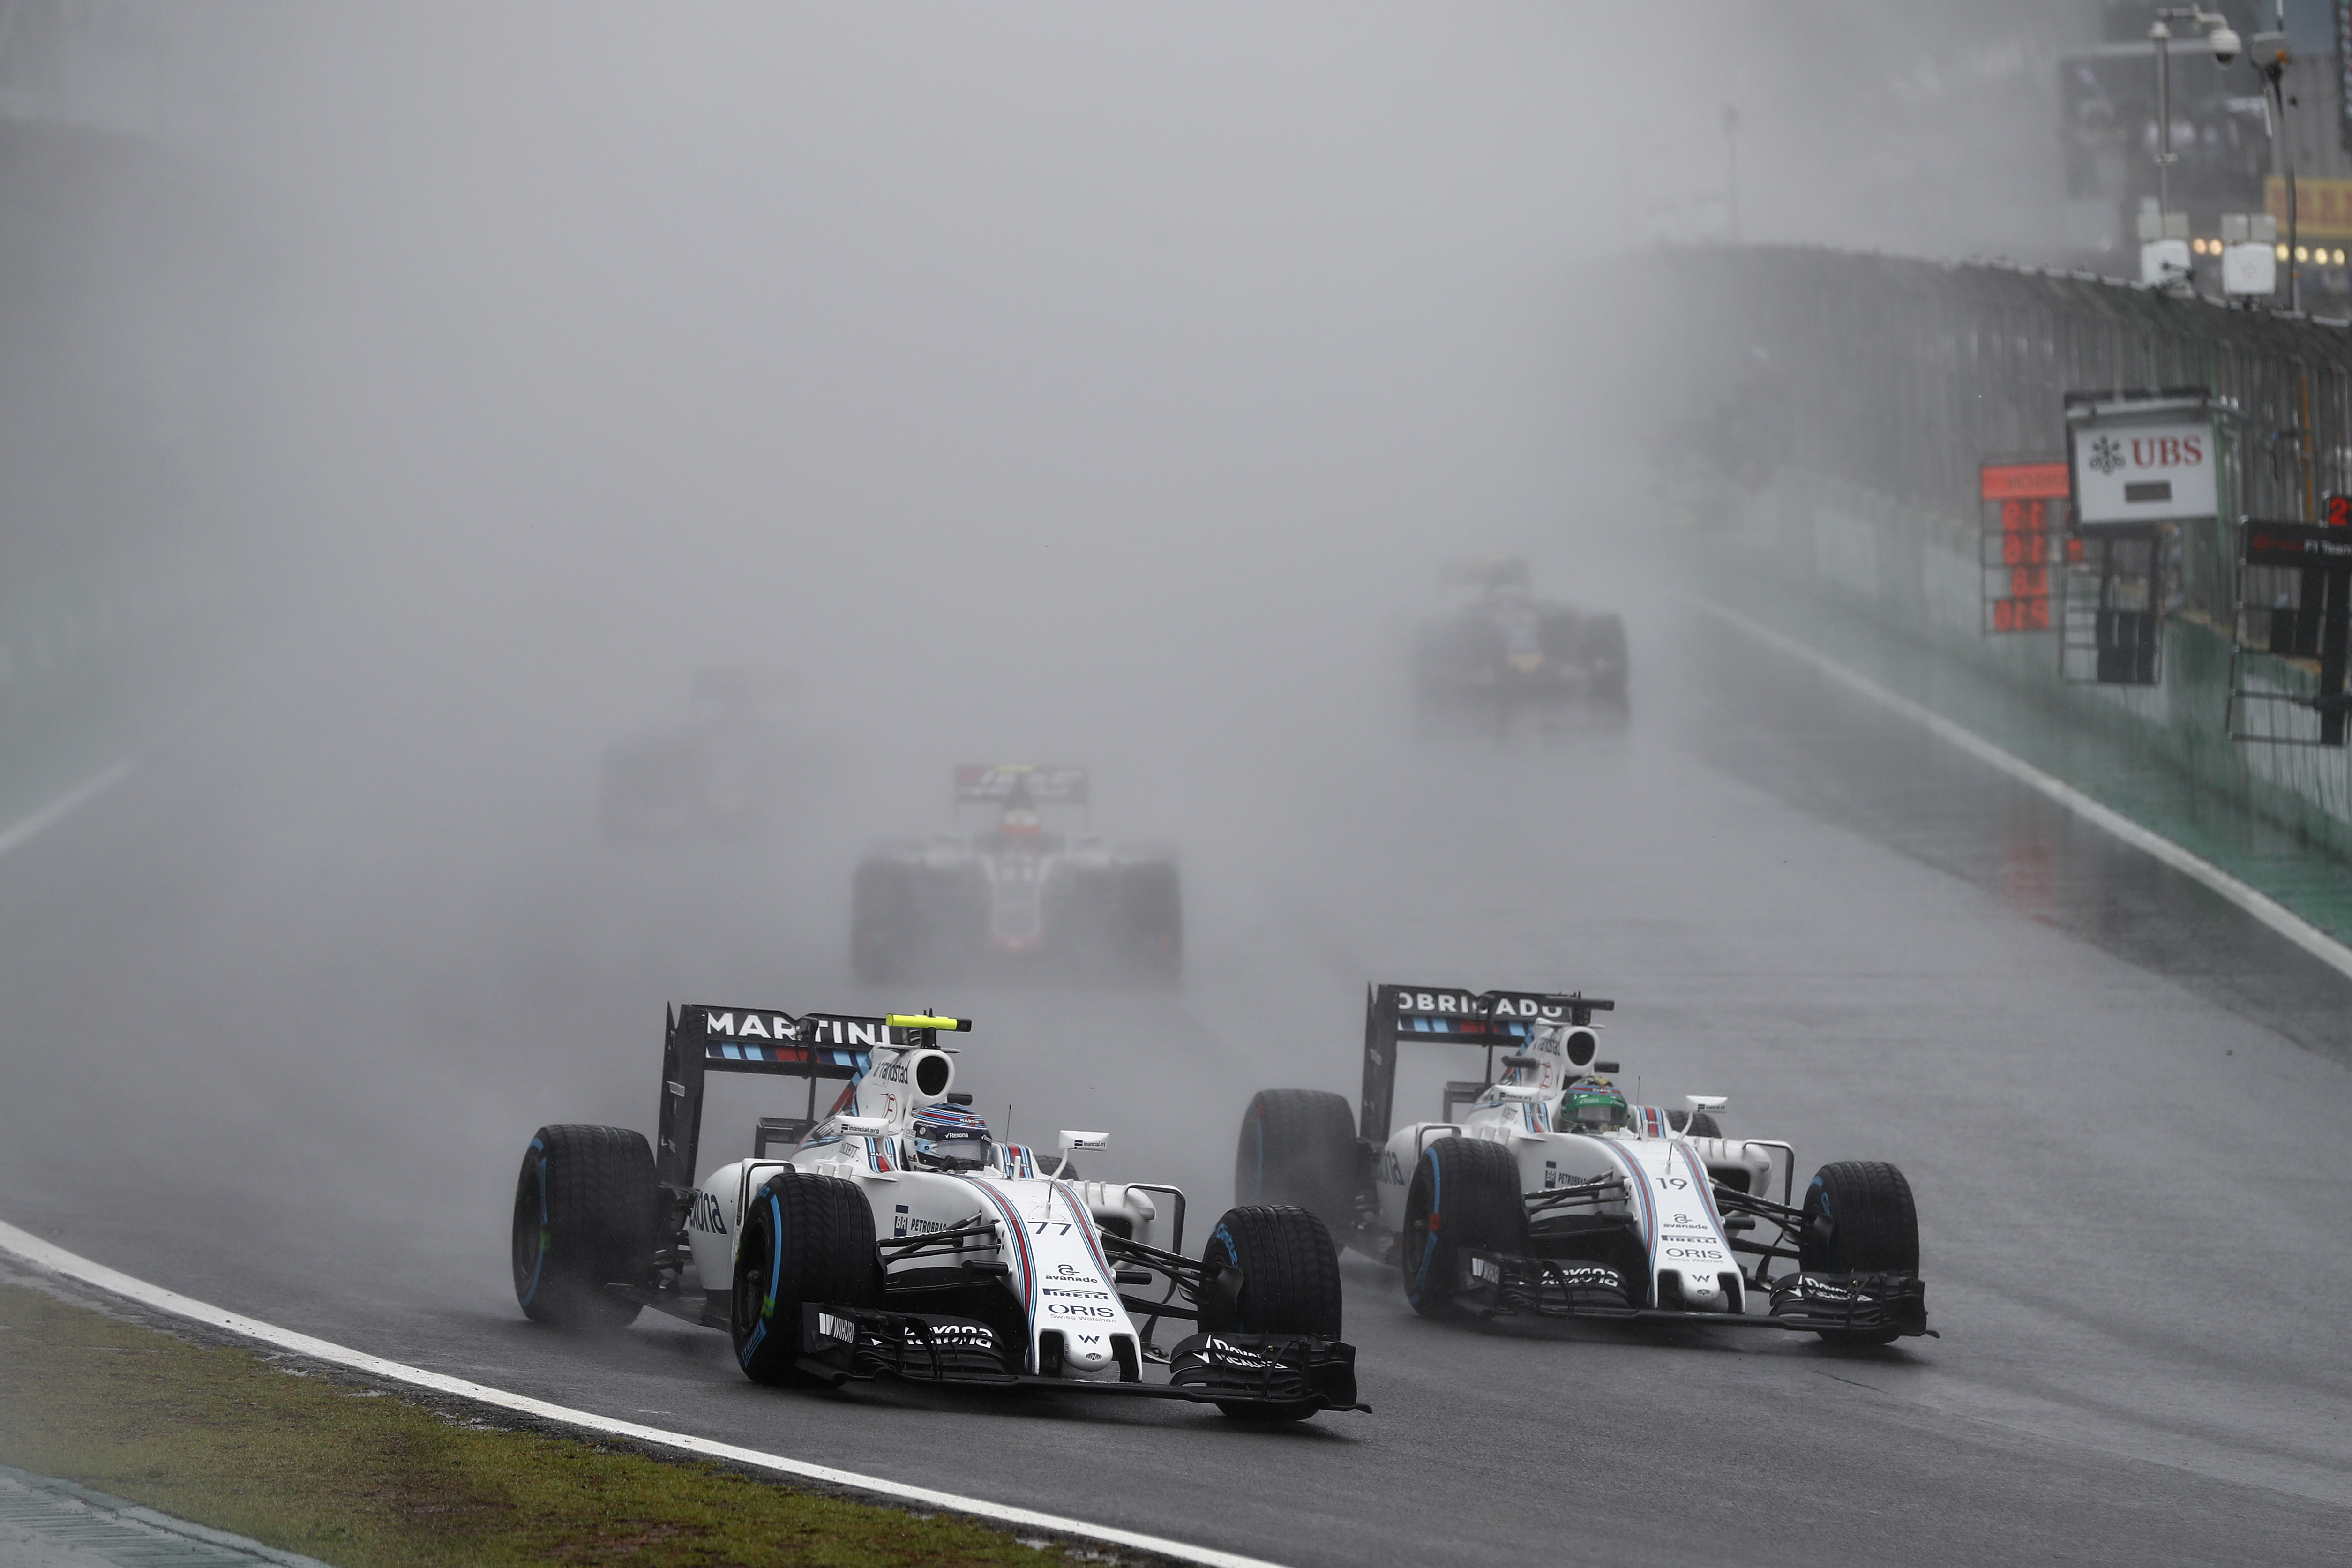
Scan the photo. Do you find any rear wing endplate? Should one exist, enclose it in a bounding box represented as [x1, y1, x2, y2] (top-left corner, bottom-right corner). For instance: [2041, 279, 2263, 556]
[954, 764, 1089, 805]
[653, 1004, 952, 1192]
[1357, 983, 1613, 1144]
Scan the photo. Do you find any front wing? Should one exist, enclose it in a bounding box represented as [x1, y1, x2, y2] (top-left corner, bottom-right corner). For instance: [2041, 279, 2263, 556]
[1457, 1251, 1933, 1338]
[794, 1304, 1366, 1412]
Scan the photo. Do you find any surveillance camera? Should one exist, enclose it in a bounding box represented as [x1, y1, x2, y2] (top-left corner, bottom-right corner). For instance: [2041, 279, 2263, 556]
[2209, 25, 2241, 65]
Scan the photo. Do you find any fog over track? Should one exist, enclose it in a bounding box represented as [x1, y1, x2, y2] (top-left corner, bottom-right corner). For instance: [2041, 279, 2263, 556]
[1, 578, 2345, 1568]
[1, 6, 2346, 1565]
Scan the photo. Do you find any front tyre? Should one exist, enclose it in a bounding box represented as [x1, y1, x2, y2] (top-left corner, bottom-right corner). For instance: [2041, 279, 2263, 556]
[732, 1173, 882, 1386]
[1400, 1136, 1524, 1322]
[1798, 1160, 1919, 1346]
[510, 1124, 656, 1329]
[1198, 1205, 1342, 1421]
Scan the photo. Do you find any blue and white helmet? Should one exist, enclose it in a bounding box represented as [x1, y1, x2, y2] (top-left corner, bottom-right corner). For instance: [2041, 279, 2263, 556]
[910, 1103, 992, 1170]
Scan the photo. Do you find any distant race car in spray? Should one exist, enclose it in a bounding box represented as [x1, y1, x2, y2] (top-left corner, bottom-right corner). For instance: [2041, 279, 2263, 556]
[599, 667, 793, 843]
[1235, 983, 1932, 1344]
[1412, 559, 1627, 721]
[509, 1005, 1363, 1421]
[850, 765, 1181, 984]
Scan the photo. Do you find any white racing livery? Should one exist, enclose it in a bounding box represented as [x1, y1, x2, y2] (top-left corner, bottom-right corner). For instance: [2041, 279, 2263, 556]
[511, 1005, 1363, 1419]
[1237, 983, 1932, 1343]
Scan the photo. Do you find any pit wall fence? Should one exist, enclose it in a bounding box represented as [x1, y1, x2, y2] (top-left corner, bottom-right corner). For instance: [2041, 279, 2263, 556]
[1654, 246, 2352, 905]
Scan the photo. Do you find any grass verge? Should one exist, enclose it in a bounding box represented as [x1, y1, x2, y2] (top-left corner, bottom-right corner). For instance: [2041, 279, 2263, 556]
[0, 1280, 1077, 1567]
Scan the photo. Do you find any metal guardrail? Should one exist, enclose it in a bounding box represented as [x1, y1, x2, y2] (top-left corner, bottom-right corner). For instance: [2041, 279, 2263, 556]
[1659, 245, 2352, 627]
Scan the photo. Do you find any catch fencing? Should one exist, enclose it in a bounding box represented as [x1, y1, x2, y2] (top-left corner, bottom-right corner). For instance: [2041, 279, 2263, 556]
[1656, 245, 2352, 864]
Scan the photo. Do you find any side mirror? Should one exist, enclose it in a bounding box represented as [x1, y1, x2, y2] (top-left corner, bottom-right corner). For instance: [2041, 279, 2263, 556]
[1054, 1130, 1107, 1178]
[836, 1114, 889, 1135]
[1593, 1060, 1621, 1075]
[1686, 1095, 1729, 1115]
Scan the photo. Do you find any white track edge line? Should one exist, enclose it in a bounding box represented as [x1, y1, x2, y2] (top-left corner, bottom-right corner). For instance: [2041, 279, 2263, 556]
[0, 760, 133, 859]
[0, 1221, 1287, 1568]
[1690, 596, 2352, 983]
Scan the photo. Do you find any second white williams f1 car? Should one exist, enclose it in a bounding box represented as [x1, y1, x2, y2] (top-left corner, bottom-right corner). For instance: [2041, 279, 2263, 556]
[1237, 983, 1932, 1343]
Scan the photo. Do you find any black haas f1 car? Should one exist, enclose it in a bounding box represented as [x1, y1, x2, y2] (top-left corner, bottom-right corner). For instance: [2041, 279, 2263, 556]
[1235, 983, 1932, 1345]
[599, 667, 792, 844]
[1412, 558, 1627, 721]
[851, 765, 1181, 985]
[511, 1005, 1362, 1420]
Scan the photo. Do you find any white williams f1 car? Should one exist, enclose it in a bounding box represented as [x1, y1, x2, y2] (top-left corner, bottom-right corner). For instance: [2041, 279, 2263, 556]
[511, 1005, 1363, 1419]
[1236, 983, 1932, 1343]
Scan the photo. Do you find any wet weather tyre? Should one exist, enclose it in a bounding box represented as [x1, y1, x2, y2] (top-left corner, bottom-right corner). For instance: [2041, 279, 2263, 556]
[1580, 612, 1628, 707]
[1120, 862, 1183, 983]
[1198, 1205, 1343, 1421]
[1401, 1136, 1525, 1323]
[1666, 1108, 1723, 1139]
[1235, 1089, 1360, 1240]
[850, 860, 914, 984]
[732, 1173, 882, 1387]
[1798, 1160, 1919, 1345]
[511, 1124, 656, 1329]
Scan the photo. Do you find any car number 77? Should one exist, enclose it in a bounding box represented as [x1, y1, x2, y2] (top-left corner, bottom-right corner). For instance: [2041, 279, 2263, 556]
[1030, 1221, 1074, 1235]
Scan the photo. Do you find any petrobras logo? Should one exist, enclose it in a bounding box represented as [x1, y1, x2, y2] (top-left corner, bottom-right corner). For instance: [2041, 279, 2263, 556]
[893, 1205, 955, 1238]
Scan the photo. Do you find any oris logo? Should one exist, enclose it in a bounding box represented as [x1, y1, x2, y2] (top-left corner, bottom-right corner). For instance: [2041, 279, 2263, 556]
[1046, 1302, 1117, 1319]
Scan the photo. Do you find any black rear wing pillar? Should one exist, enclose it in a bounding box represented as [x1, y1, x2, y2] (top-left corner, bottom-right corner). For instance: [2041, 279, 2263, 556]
[1356, 983, 1614, 1145]
[652, 1004, 922, 1192]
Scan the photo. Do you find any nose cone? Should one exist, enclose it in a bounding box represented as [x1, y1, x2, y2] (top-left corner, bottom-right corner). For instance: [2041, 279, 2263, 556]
[1678, 1269, 1729, 1311]
[1062, 1335, 1114, 1371]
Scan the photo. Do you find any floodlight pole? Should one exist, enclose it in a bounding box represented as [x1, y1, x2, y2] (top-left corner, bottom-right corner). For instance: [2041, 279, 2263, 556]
[2151, 18, 2174, 217]
[1723, 102, 1740, 245]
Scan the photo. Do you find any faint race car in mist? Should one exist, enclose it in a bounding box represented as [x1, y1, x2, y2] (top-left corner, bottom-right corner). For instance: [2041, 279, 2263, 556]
[850, 765, 1181, 986]
[598, 667, 793, 844]
[509, 1004, 1363, 1421]
[1411, 558, 1627, 723]
[1236, 983, 1932, 1345]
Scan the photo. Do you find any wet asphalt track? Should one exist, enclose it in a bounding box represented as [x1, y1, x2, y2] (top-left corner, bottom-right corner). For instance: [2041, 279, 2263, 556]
[1, 596, 2348, 1568]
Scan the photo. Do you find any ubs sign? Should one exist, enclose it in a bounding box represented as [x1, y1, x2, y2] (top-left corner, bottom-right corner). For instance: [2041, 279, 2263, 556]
[2066, 393, 2221, 529]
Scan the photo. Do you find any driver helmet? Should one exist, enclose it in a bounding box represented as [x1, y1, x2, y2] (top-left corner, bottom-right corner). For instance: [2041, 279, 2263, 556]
[1558, 1080, 1631, 1134]
[910, 1103, 993, 1170]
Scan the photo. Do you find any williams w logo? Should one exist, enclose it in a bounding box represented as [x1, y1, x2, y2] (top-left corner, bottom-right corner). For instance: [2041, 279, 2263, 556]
[2088, 435, 2124, 476]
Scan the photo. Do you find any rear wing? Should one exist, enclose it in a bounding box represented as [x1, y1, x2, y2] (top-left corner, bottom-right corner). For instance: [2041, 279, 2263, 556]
[1357, 983, 1613, 1143]
[653, 1004, 969, 1191]
[954, 764, 1089, 805]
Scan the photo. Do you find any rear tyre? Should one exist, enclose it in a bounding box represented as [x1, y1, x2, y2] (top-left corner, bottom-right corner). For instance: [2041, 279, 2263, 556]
[1666, 1108, 1723, 1140]
[850, 860, 914, 984]
[1234, 1089, 1360, 1241]
[1198, 1205, 1343, 1421]
[1119, 862, 1183, 984]
[732, 1173, 883, 1386]
[511, 1124, 656, 1329]
[1798, 1160, 1919, 1346]
[1400, 1136, 1525, 1322]
[1579, 612, 1628, 707]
